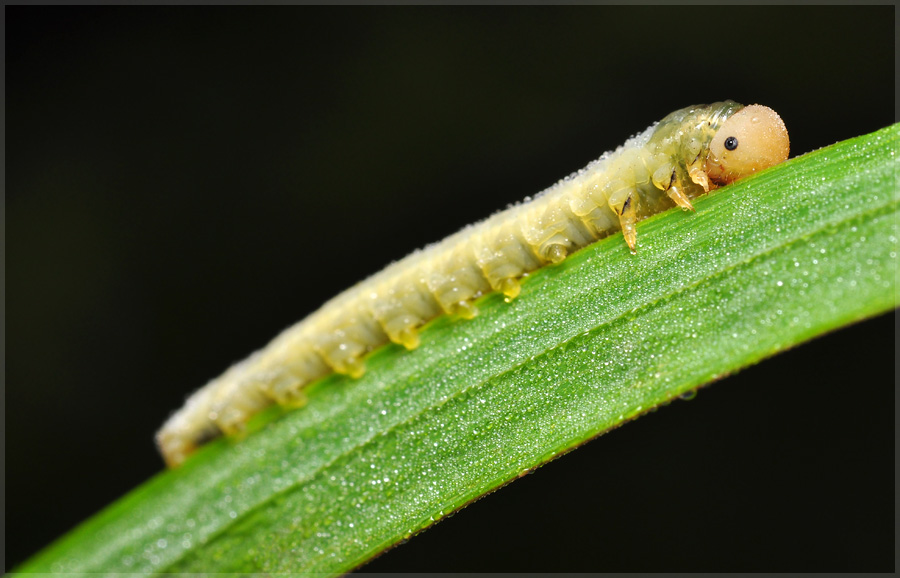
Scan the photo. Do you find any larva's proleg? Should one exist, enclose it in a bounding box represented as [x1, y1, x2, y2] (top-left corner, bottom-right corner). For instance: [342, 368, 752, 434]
[474, 214, 541, 300]
[369, 273, 439, 350]
[426, 240, 492, 319]
[156, 101, 790, 467]
[312, 303, 387, 378]
[210, 370, 273, 436]
[523, 196, 595, 264]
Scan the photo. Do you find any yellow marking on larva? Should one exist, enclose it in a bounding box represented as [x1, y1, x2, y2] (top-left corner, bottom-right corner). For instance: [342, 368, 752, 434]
[156, 101, 790, 467]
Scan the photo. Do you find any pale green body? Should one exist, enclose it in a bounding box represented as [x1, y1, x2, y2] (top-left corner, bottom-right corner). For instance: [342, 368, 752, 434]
[157, 101, 744, 466]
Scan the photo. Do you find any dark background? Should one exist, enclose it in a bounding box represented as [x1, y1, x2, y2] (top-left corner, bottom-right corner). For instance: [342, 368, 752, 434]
[7, 6, 895, 573]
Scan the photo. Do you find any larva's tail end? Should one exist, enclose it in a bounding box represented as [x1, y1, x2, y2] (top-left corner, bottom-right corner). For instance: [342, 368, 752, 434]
[156, 415, 221, 468]
[156, 430, 195, 468]
[157, 423, 225, 468]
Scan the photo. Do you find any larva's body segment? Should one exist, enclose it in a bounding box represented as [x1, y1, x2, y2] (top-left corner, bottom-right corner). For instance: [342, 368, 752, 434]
[157, 101, 790, 467]
[475, 212, 542, 299]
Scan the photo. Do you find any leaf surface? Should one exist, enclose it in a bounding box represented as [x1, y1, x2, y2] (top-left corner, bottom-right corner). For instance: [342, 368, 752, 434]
[18, 124, 898, 576]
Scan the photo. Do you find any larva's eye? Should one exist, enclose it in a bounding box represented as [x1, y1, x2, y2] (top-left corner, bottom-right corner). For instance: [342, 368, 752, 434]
[706, 104, 789, 185]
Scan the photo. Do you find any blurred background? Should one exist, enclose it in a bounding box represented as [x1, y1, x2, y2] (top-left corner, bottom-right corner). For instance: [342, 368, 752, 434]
[7, 6, 895, 572]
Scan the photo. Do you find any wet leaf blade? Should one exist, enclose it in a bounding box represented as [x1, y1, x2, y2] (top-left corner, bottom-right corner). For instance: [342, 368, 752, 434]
[17, 123, 898, 576]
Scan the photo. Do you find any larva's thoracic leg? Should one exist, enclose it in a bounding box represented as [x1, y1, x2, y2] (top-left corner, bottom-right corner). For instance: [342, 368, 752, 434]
[653, 167, 695, 211]
[652, 165, 695, 211]
[607, 181, 639, 253]
[688, 165, 711, 193]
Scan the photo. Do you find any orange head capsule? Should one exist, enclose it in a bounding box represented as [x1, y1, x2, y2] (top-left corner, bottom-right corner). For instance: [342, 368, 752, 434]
[706, 104, 790, 185]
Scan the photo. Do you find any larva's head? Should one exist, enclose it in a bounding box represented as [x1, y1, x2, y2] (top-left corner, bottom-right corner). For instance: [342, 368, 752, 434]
[706, 104, 789, 185]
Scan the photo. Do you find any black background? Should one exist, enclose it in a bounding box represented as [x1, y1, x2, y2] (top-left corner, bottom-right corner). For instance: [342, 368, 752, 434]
[7, 6, 895, 573]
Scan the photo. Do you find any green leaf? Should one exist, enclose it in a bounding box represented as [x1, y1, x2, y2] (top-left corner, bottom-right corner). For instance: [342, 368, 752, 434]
[18, 124, 898, 576]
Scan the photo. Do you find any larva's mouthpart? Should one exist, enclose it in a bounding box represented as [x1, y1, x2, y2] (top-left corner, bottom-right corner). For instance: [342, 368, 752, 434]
[705, 104, 790, 185]
[157, 101, 791, 467]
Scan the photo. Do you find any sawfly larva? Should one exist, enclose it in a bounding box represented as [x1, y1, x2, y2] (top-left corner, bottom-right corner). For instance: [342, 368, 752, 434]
[157, 100, 790, 467]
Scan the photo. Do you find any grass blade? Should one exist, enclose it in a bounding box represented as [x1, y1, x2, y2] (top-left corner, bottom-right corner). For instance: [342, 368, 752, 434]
[17, 123, 898, 575]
